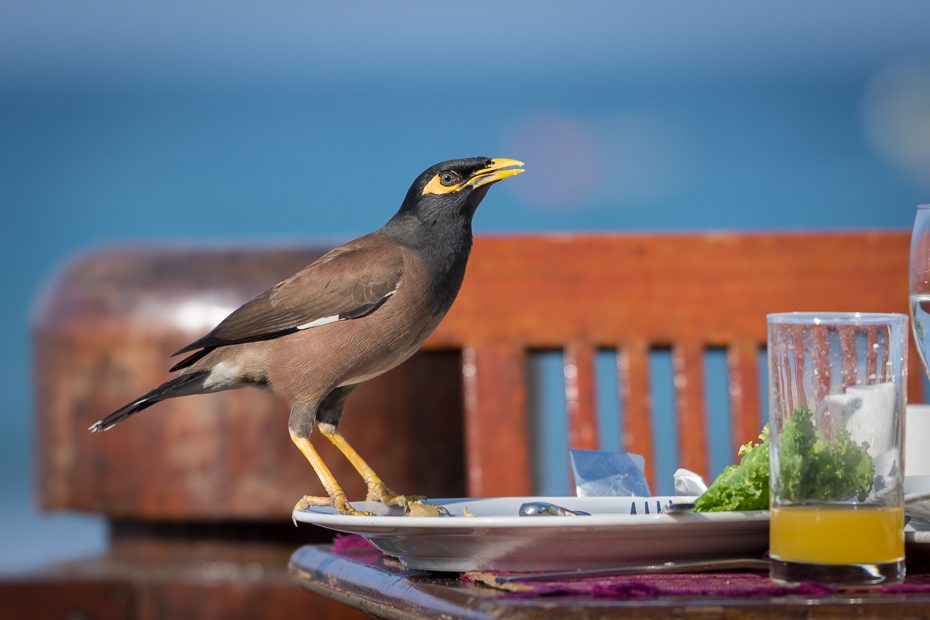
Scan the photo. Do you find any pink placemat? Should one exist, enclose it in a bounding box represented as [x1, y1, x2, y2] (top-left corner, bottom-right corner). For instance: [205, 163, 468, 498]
[331, 534, 930, 600]
[332, 533, 381, 554]
[463, 566, 930, 599]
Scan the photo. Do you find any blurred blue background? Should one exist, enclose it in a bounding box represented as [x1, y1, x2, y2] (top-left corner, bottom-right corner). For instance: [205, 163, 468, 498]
[2, 1, 930, 572]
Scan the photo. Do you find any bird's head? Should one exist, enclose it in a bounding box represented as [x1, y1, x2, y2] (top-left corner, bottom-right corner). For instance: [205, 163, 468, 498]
[393, 157, 524, 225]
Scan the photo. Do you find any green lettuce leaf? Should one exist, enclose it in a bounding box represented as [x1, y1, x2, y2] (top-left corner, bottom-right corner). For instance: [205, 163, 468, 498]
[776, 404, 873, 504]
[693, 426, 770, 512]
[693, 405, 874, 512]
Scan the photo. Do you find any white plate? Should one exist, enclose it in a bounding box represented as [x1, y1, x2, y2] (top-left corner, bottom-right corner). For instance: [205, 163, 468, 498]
[293, 496, 770, 572]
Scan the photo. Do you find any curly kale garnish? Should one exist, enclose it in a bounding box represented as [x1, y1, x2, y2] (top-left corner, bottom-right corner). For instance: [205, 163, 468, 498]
[693, 426, 769, 512]
[693, 405, 874, 512]
[776, 404, 873, 503]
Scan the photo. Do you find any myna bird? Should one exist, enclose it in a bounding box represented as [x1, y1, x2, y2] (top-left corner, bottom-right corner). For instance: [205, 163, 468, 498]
[90, 157, 524, 516]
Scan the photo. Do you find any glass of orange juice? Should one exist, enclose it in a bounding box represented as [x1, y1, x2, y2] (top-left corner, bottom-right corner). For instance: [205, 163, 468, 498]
[768, 313, 907, 586]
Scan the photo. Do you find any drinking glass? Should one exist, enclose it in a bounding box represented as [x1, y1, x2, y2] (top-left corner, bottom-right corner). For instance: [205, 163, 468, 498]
[910, 205, 930, 379]
[768, 312, 907, 586]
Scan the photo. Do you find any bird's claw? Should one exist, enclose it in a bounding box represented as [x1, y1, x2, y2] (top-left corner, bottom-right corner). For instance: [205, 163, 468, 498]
[335, 499, 375, 516]
[291, 488, 443, 519]
[364, 482, 447, 516]
[405, 500, 451, 517]
[380, 493, 426, 509]
[365, 482, 424, 509]
[295, 495, 333, 511]
[292, 494, 374, 519]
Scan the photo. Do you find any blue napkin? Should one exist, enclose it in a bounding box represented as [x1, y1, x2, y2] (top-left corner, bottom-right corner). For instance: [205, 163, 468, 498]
[569, 449, 651, 497]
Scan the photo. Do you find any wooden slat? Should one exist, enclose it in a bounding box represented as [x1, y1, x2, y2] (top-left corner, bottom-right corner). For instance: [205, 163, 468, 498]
[462, 345, 532, 497]
[811, 326, 832, 409]
[789, 324, 807, 414]
[672, 341, 708, 480]
[427, 232, 912, 349]
[727, 339, 762, 455]
[839, 328, 859, 390]
[771, 329, 792, 417]
[564, 342, 599, 451]
[618, 340, 655, 489]
[867, 325, 881, 384]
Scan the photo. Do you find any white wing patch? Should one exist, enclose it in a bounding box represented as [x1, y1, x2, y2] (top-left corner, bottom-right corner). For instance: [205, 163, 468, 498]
[295, 287, 398, 331]
[296, 315, 340, 330]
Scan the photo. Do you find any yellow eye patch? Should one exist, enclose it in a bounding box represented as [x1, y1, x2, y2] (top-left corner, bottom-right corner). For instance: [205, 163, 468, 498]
[421, 173, 463, 195]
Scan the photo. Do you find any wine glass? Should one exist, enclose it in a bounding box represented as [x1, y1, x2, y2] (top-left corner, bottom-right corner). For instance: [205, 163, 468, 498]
[909, 205, 930, 378]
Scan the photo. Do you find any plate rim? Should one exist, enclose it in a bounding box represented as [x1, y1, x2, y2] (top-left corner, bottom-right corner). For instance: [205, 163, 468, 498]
[292, 496, 771, 531]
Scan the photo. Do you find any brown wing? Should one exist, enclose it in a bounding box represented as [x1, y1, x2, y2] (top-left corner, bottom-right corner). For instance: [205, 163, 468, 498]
[172, 233, 404, 356]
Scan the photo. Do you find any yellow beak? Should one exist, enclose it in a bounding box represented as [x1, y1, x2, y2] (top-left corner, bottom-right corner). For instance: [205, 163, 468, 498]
[467, 158, 525, 189]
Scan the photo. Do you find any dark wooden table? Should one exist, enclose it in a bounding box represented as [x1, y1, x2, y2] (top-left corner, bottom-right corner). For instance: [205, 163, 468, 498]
[289, 544, 930, 620]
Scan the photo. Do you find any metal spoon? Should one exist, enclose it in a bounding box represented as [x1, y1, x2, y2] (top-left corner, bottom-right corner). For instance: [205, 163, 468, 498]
[662, 500, 696, 514]
[519, 502, 591, 516]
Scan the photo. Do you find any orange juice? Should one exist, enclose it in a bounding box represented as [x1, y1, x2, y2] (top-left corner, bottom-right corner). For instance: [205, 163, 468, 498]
[770, 505, 904, 565]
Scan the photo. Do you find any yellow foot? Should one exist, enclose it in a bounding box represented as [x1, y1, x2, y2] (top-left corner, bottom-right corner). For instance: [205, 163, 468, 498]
[294, 495, 333, 510]
[292, 494, 374, 519]
[365, 482, 425, 509]
[364, 482, 449, 515]
[406, 500, 452, 517]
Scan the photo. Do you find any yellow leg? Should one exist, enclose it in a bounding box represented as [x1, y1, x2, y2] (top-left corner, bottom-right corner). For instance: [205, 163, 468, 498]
[289, 430, 373, 517]
[317, 423, 425, 509]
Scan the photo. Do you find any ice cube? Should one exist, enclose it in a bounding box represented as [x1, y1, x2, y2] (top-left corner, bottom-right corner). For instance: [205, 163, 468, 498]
[813, 382, 895, 457]
[813, 392, 860, 438]
[845, 383, 896, 456]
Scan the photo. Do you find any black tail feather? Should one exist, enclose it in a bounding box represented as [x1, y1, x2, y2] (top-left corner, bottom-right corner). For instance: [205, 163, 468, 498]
[89, 371, 208, 432]
[169, 347, 213, 372]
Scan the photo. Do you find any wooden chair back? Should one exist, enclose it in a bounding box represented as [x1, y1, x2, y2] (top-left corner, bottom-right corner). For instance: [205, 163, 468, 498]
[424, 231, 918, 496]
